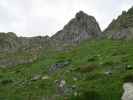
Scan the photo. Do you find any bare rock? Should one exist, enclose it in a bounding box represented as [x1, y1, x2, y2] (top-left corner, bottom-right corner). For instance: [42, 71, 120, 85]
[51, 11, 101, 45]
[121, 82, 133, 100]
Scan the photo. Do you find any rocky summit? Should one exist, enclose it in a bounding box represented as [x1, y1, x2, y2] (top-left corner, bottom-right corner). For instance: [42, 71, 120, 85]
[104, 7, 133, 39]
[51, 11, 101, 44]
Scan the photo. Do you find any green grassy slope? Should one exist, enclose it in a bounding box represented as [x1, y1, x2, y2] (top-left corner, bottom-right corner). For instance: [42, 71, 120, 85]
[0, 39, 133, 100]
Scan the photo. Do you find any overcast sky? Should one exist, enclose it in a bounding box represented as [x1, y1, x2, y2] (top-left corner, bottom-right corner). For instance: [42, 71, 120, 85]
[0, 0, 133, 37]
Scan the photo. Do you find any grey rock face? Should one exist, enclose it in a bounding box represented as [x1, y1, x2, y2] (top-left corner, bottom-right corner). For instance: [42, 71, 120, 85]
[0, 32, 50, 53]
[105, 28, 133, 39]
[51, 11, 101, 44]
[104, 7, 133, 39]
[121, 82, 133, 100]
[0, 32, 50, 67]
[19, 35, 50, 51]
[0, 32, 20, 53]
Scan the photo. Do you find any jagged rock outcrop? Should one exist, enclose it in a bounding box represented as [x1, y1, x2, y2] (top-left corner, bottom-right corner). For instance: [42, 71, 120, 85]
[0, 32, 20, 53]
[104, 7, 133, 39]
[0, 32, 50, 67]
[19, 35, 50, 51]
[51, 11, 101, 45]
[0, 32, 50, 53]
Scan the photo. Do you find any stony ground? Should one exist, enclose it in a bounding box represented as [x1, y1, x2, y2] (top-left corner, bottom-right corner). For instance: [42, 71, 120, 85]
[0, 39, 133, 100]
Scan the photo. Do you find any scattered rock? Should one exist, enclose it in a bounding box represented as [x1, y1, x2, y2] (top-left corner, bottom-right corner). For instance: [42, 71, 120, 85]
[42, 75, 49, 80]
[31, 74, 41, 81]
[59, 80, 66, 88]
[121, 82, 133, 100]
[104, 70, 112, 75]
[55, 79, 66, 96]
[55, 78, 78, 97]
[49, 60, 71, 73]
[73, 77, 78, 81]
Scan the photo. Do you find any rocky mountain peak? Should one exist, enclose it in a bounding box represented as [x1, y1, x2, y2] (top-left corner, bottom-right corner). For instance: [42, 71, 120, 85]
[52, 11, 101, 44]
[75, 11, 88, 19]
[104, 6, 133, 39]
[75, 11, 95, 21]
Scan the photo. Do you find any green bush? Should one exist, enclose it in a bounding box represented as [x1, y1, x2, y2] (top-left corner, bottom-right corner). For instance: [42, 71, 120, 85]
[1, 79, 13, 85]
[78, 64, 97, 73]
[123, 74, 133, 82]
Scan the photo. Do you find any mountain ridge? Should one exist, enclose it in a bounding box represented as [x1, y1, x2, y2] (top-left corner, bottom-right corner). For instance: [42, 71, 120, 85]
[104, 6, 133, 39]
[0, 7, 133, 67]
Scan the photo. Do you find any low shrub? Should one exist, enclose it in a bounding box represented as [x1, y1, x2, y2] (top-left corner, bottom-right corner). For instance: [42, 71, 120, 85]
[78, 64, 97, 73]
[1, 79, 13, 85]
[69, 90, 101, 100]
[101, 60, 117, 66]
[88, 56, 96, 62]
[123, 74, 133, 82]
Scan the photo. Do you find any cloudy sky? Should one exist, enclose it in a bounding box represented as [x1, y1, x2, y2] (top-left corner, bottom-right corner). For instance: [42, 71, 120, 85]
[0, 0, 133, 37]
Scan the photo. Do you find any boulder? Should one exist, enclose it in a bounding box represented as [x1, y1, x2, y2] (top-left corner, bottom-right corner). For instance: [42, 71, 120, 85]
[49, 60, 71, 73]
[42, 75, 49, 80]
[59, 80, 66, 88]
[104, 70, 112, 75]
[31, 74, 41, 81]
[121, 82, 133, 100]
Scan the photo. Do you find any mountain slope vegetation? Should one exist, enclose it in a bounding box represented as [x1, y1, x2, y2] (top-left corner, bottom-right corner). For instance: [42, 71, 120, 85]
[0, 39, 133, 100]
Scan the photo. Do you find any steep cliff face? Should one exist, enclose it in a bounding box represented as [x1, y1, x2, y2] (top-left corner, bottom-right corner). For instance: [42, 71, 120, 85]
[19, 36, 50, 51]
[51, 11, 101, 44]
[0, 32, 20, 53]
[104, 7, 133, 39]
[0, 32, 50, 53]
[0, 32, 50, 67]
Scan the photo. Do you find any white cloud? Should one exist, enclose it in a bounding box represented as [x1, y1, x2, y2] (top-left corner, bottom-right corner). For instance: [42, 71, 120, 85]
[0, 0, 133, 37]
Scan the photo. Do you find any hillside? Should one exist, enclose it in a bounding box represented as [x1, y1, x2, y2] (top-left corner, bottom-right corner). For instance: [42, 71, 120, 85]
[0, 39, 133, 100]
[0, 6, 133, 100]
